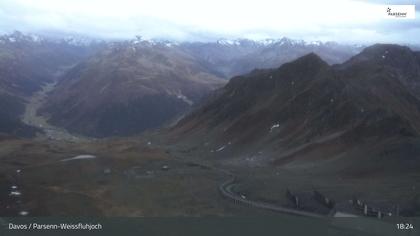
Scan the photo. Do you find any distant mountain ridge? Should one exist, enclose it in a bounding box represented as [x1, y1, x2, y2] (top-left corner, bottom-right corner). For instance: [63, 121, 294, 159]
[91, 35, 366, 79]
[178, 37, 364, 78]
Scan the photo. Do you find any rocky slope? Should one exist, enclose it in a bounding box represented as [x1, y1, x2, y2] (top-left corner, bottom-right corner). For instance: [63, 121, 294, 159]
[170, 44, 420, 174]
[0, 31, 102, 137]
[41, 40, 226, 137]
[40, 37, 365, 137]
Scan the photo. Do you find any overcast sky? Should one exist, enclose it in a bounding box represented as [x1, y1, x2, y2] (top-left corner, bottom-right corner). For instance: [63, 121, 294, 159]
[0, 0, 419, 43]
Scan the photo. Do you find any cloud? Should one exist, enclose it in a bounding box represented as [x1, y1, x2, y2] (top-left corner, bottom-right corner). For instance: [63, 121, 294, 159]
[0, 0, 418, 43]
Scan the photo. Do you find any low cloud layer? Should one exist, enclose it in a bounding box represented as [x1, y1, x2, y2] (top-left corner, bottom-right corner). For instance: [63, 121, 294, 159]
[0, 0, 419, 43]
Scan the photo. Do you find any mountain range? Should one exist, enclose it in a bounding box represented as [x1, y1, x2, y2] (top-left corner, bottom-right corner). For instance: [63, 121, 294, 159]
[180, 38, 363, 78]
[30, 34, 364, 137]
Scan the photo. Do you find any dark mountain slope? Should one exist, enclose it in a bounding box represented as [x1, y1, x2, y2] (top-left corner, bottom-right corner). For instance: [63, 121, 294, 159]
[0, 93, 39, 137]
[339, 44, 420, 99]
[0, 31, 100, 95]
[0, 31, 101, 137]
[169, 44, 420, 173]
[41, 41, 226, 137]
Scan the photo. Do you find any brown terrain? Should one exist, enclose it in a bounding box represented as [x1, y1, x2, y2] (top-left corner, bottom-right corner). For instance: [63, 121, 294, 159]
[0, 33, 419, 229]
[40, 41, 226, 137]
[167, 44, 420, 217]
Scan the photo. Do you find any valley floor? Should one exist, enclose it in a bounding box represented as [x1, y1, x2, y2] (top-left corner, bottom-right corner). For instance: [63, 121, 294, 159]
[21, 81, 89, 142]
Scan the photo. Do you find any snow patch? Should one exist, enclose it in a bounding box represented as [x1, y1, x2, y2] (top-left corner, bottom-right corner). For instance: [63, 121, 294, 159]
[309, 41, 322, 46]
[258, 39, 279, 45]
[19, 211, 29, 216]
[270, 123, 280, 132]
[176, 94, 194, 105]
[216, 145, 226, 152]
[61, 155, 96, 162]
[9, 191, 22, 196]
[165, 42, 176, 47]
[62, 36, 94, 46]
[217, 39, 240, 46]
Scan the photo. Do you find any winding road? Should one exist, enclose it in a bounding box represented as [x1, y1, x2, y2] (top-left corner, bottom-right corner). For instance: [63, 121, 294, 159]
[219, 176, 325, 218]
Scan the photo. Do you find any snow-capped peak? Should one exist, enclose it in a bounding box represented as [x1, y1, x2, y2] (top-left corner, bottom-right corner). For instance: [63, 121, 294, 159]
[257, 38, 280, 45]
[217, 39, 241, 46]
[60, 36, 96, 46]
[130, 36, 179, 47]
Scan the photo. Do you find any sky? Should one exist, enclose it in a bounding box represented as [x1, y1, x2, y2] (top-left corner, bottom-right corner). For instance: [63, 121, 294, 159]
[0, 0, 419, 43]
